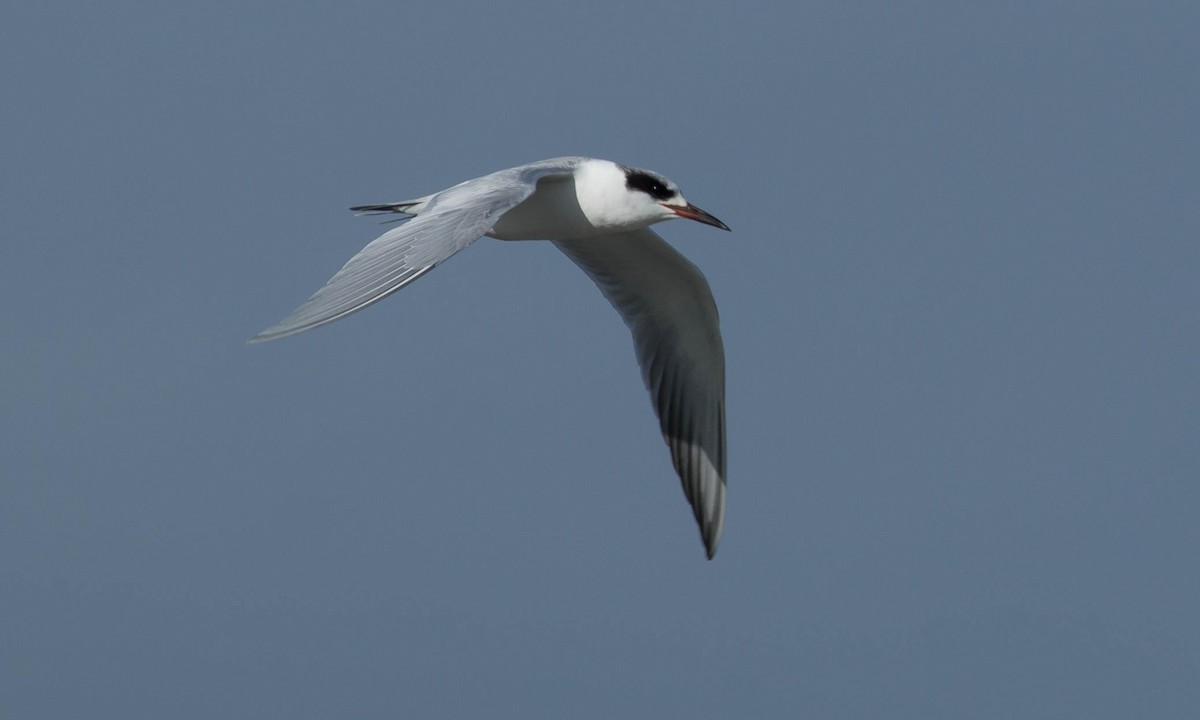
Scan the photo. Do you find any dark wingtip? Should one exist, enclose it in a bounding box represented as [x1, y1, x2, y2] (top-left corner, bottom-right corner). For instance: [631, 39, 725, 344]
[704, 534, 720, 560]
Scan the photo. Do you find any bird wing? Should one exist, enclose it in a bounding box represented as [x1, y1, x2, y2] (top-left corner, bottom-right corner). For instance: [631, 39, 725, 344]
[554, 229, 727, 558]
[252, 157, 587, 342]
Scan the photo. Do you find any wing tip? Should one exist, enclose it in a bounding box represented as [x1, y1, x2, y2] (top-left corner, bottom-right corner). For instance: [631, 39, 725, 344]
[679, 444, 725, 560]
[247, 321, 304, 344]
[247, 317, 328, 345]
[246, 331, 281, 345]
[701, 505, 725, 560]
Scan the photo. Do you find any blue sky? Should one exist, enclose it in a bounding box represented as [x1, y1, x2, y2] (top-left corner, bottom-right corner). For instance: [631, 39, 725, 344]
[3, 2, 1198, 717]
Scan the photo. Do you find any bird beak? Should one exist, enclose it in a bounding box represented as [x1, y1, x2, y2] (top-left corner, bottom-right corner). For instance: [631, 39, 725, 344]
[663, 202, 731, 231]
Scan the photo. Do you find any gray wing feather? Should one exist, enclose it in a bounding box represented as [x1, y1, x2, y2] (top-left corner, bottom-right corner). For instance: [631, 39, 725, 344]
[252, 157, 586, 342]
[554, 229, 727, 558]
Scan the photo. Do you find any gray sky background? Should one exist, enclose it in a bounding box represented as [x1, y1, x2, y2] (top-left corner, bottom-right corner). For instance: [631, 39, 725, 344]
[3, 2, 1197, 717]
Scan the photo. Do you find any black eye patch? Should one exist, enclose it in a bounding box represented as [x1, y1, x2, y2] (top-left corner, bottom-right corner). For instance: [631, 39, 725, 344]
[625, 171, 675, 201]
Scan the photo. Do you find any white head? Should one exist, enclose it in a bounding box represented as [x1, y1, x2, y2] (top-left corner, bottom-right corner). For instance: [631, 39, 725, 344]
[574, 159, 730, 233]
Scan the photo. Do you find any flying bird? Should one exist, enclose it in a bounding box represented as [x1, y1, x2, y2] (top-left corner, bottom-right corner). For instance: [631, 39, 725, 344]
[253, 157, 730, 557]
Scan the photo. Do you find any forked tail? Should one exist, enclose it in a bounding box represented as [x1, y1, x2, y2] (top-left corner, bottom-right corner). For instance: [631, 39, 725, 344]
[349, 193, 435, 216]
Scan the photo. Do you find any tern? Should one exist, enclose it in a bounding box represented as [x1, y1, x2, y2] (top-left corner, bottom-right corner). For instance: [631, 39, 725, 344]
[253, 157, 730, 558]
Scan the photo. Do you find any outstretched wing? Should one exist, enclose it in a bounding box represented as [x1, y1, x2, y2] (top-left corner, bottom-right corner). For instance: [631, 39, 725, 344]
[554, 229, 727, 558]
[252, 157, 586, 342]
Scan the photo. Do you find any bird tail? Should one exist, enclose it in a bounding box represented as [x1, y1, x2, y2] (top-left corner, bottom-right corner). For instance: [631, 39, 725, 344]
[349, 193, 435, 216]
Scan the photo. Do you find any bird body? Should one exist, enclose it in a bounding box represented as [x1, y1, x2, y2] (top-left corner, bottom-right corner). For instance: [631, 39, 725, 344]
[254, 157, 731, 557]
